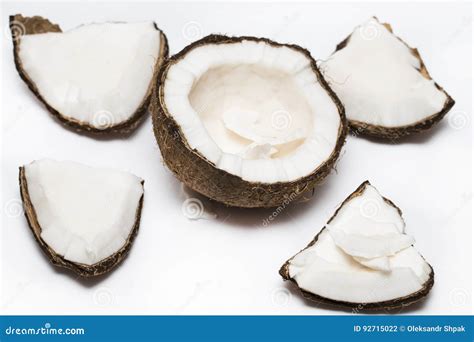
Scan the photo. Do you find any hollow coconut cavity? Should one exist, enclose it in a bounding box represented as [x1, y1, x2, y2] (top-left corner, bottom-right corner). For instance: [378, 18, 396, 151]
[321, 17, 454, 140]
[151, 35, 346, 208]
[280, 181, 434, 310]
[10, 14, 168, 134]
[19, 159, 144, 277]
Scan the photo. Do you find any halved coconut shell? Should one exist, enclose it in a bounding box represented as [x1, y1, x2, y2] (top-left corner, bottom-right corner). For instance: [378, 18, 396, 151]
[151, 35, 347, 208]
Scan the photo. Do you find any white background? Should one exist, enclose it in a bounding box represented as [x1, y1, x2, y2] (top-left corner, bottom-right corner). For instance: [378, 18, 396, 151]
[0, 1, 472, 315]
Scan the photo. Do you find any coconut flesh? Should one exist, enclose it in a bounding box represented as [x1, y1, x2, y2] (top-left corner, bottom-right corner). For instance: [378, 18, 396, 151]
[282, 182, 433, 307]
[321, 18, 453, 136]
[21, 159, 143, 269]
[160, 37, 343, 185]
[14, 17, 165, 131]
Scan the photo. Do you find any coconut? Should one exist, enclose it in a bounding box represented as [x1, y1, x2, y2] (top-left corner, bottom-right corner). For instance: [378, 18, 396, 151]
[19, 159, 144, 277]
[10, 14, 168, 134]
[280, 181, 434, 310]
[321, 17, 454, 140]
[151, 35, 346, 208]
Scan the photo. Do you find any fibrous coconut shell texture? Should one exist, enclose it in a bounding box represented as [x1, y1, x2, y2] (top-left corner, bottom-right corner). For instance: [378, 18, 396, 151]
[10, 14, 169, 134]
[280, 181, 434, 310]
[323, 17, 455, 140]
[19, 165, 144, 277]
[151, 35, 346, 208]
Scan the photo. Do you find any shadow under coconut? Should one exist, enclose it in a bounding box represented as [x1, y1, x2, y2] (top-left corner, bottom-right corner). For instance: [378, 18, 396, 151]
[351, 120, 448, 146]
[51, 264, 115, 288]
[49, 111, 151, 142]
[22, 88, 149, 141]
[209, 173, 339, 230]
[282, 282, 431, 315]
[26, 224, 126, 288]
[34, 247, 118, 288]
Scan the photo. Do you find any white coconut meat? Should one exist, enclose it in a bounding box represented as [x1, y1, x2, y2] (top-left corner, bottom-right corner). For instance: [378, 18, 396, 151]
[18, 22, 162, 128]
[163, 40, 342, 183]
[321, 18, 448, 128]
[23, 159, 143, 265]
[287, 183, 431, 304]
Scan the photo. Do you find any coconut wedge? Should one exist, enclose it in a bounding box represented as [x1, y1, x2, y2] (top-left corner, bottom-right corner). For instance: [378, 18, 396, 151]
[151, 35, 346, 208]
[280, 181, 434, 310]
[321, 17, 454, 140]
[10, 14, 168, 134]
[19, 160, 144, 277]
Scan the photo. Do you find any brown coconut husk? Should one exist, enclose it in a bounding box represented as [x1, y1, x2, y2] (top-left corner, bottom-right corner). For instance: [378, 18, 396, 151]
[279, 180, 434, 310]
[150, 34, 347, 208]
[10, 14, 169, 134]
[19, 166, 144, 277]
[328, 17, 454, 140]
